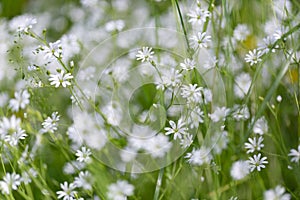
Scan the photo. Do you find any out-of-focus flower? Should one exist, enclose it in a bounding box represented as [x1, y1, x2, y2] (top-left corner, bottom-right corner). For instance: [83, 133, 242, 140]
[264, 185, 291, 200]
[288, 145, 300, 163]
[230, 160, 250, 180]
[9, 90, 30, 112]
[107, 180, 134, 200]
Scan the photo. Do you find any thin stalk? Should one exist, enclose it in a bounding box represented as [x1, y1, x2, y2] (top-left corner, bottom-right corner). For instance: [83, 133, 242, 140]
[153, 168, 164, 200]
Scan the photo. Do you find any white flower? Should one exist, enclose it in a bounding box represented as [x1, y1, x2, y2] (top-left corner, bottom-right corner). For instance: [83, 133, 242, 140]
[253, 117, 268, 135]
[102, 101, 123, 126]
[43, 40, 63, 60]
[76, 146, 92, 163]
[187, 107, 204, 129]
[160, 68, 182, 88]
[136, 47, 154, 62]
[233, 24, 250, 41]
[247, 153, 268, 172]
[185, 147, 212, 166]
[244, 136, 264, 154]
[288, 145, 300, 163]
[107, 180, 134, 200]
[49, 70, 73, 88]
[41, 112, 60, 133]
[105, 20, 125, 32]
[4, 128, 27, 146]
[190, 32, 211, 49]
[209, 106, 230, 122]
[144, 134, 172, 158]
[234, 73, 251, 98]
[21, 168, 37, 185]
[187, 7, 210, 25]
[56, 181, 77, 200]
[180, 58, 196, 71]
[0, 173, 21, 195]
[258, 36, 278, 54]
[179, 134, 193, 148]
[230, 160, 250, 180]
[63, 161, 86, 175]
[0, 115, 26, 145]
[203, 88, 212, 104]
[164, 118, 188, 140]
[9, 14, 37, 34]
[8, 90, 30, 112]
[245, 49, 263, 66]
[181, 84, 202, 103]
[74, 171, 93, 190]
[264, 185, 291, 200]
[232, 105, 250, 121]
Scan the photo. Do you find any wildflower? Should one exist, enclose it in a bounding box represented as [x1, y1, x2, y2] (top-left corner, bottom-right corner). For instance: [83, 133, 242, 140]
[102, 101, 123, 126]
[209, 106, 230, 122]
[0, 115, 22, 139]
[180, 58, 196, 71]
[144, 134, 172, 158]
[164, 118, 188, 140]
[43, 40, 63, 60]
[105, 20, 125, 32]
[136, 47, 154, 62]
[288, 145, 300, 163]
[245, 49, 263, 66]
[63, 161, 86, 175]
[234, 73, 251, 98]
[181, 84, 202, 103]
[41, 112, 60, 133]
[189, 32, 211, 49]
[232, 105, 250, 121]
[75, 146, 92, 163]
[4, 128, 27, 146]
[185, 147, 212, 166]
[258, 36, 278, 54]
[230, 160, 250, 180]
[264, 185, 291, 200]
[74, 171, 93, 190]
[21, 168, 37, 184]
[247, 153, 268, 172]
[107, 180, 134, 200]
[179, 134, 193, 148]
[8, 89, 30, 112]
[9, 14, 37, 34]
[0, 173, 21, 195]
[203, 88, 212, 104]
[187, 7, 211, 25]
[244, 136, 264, 154]
[253, 117, 268, 135]
[49, 70, 73, 88]
[233, 24, 250, 41]
[56, 181, 77, 200]
[160, 68, 182, 88]
[187, 107, 204, 129]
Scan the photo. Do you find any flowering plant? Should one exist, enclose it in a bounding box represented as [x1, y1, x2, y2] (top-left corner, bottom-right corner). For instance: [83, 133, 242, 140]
[0, 0, 299, 199]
